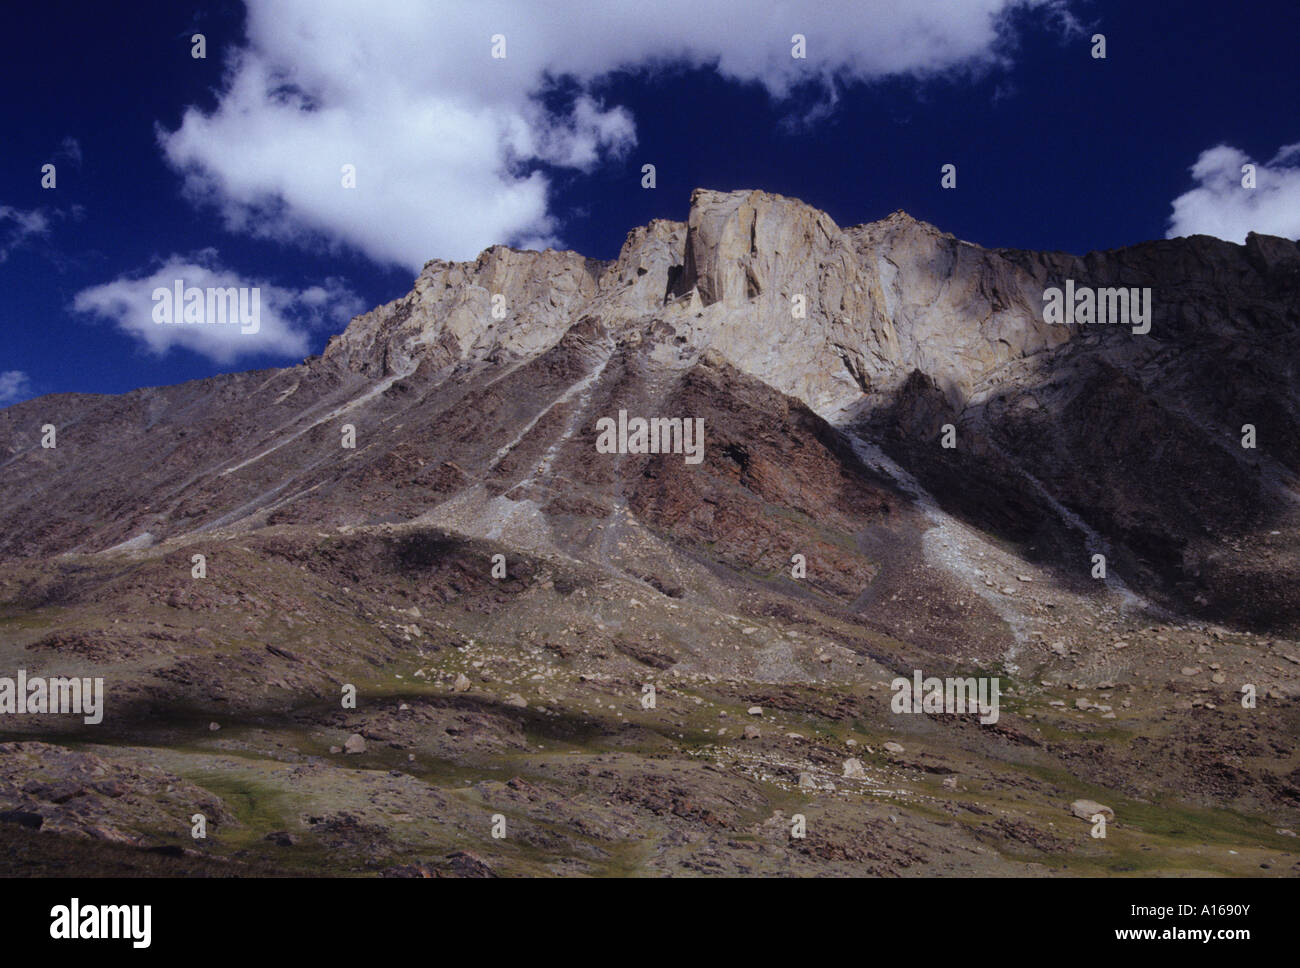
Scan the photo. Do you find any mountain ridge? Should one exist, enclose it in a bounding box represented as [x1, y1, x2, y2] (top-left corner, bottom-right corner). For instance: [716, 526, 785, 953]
[5, 187, 1298, 634]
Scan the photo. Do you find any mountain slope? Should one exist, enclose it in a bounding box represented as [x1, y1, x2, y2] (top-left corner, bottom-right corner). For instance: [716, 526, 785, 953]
[2, 188, 1299, 877]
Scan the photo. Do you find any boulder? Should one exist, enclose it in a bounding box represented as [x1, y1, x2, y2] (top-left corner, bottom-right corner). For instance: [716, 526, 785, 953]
[1070, 799, 1114, 821]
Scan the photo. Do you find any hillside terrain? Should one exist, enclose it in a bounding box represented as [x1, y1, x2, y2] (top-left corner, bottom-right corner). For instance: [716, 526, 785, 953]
[2, 188, 1299, 876]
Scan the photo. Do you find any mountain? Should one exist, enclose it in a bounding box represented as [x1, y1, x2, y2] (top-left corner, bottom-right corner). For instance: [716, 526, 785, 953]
[2, 188, 1299, 876]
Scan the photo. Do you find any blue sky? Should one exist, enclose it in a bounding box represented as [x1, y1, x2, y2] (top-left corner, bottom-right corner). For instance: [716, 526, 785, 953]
[2, 0, 1298, 404]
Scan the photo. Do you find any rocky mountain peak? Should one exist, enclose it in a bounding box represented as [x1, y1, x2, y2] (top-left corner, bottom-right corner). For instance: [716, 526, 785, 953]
[320, 187, 1300, 428]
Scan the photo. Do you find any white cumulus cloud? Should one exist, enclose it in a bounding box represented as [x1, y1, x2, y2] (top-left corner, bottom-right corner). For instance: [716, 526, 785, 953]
[72, 250, 363, 365]
[160, 0, 1071, 271]
[1167, 142, 1300, 243]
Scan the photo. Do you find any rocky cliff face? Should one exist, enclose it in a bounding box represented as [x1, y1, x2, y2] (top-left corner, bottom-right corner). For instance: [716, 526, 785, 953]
[319, 188, 1075, 414]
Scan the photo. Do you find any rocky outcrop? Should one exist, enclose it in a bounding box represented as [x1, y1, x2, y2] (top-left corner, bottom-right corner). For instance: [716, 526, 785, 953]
[324, 245, 606, 378]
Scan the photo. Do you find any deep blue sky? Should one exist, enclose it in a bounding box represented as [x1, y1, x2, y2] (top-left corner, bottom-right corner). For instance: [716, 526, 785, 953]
[2, 0, 1297, 402]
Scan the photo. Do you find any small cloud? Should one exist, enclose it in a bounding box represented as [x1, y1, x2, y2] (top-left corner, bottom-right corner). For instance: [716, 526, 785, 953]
[54, 136, 83, 167]
[0, 370, 34, 405]
[0, 204, 52, 262]
[72, 250, 364, 365]
[1167, 141, 1300, 243]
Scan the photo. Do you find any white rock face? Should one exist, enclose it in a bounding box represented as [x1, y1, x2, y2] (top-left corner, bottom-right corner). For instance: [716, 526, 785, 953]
[326, 245, 602, 378]
[323, 187, 1079, 422]
[846, 210, 1070, 409]
[667, 188, 895, 415]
